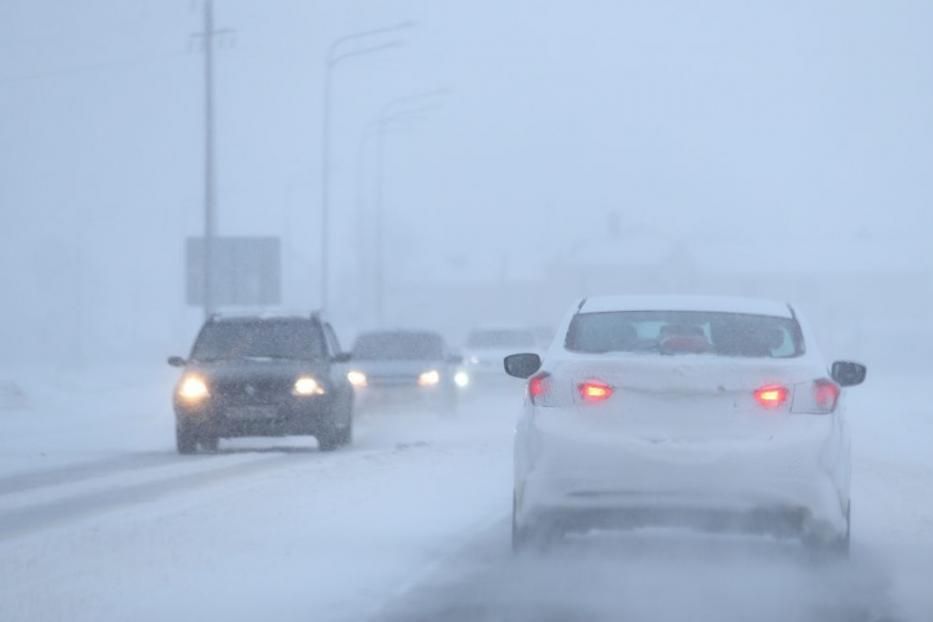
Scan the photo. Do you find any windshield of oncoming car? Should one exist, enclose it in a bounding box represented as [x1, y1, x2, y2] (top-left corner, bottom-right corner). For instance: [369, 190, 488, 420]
[352, 332, 445, 361]
[191, 319, 325, 361]
[565, 311, 804, 358]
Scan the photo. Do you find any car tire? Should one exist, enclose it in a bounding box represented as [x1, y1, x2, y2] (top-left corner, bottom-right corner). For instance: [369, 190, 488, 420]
[317, 429, 339, 452]
[512, 515, 531, 553]
[317, 417, 341, 452]
[338, 410, 353, 446]
[804, 502, 851, 559]
[320, 394, 354, 451]
[199, 436, 219, 452]
[176, 424, 197, 455]
[512, 491, 554, 554]
[833, 501, 852, 558]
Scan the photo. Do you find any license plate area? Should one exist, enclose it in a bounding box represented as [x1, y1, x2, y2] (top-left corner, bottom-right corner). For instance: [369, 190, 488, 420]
[226, 405, 277, 420]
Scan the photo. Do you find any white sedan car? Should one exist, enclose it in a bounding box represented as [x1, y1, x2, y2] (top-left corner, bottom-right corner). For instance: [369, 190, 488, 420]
[505, 296, 866, 555]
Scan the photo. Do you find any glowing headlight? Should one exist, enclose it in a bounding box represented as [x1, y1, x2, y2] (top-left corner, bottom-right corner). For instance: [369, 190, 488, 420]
[293, 376, 325, 396]
[418, 370, 441, 387]
[347, 370, 367, 387]
[178, 375, 210, 401]
[454, 371, 470, 388]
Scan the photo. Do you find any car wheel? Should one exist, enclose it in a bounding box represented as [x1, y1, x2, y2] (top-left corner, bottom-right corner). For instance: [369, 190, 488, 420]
[512, 514, 531, 553]
[804, 502, 851, 559]
[317, 429, 339, 452]
[512, 491, 553, 554]
[833, 501, 852, 557]
[176, 424, 197, 455]
[338, 410, 353, 446]
[199, 436, 219, 452]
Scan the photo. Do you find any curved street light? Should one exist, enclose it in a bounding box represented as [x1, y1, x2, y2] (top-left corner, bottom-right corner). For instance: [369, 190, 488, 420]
[357, 89, 450, 324]
[318, 21, 415, 313]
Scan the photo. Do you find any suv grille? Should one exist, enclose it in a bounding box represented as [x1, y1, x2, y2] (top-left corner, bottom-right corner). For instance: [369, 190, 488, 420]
[213, 378, 293, 405]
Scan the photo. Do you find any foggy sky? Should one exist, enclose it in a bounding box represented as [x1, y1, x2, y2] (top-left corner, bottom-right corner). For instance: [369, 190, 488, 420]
[1, 0, 931, 362]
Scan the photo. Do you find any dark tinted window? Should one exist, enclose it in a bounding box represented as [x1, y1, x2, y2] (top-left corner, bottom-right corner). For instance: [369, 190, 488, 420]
[565, 311, 804, 358]
[466, 329, 536, 349]
[353, 332, 445, 360]
[191, 319, 325, 361]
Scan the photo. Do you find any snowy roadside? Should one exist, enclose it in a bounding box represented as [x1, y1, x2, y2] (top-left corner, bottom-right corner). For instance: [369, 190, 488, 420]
[0, 363, 179, 475]
[846, 372, 933, 622]
[0, 380, 518, 622]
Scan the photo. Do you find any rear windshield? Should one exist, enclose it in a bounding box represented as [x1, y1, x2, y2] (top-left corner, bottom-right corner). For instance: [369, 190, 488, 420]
[565, 311, 805, 358]
[466, 329, 536, 349]
[353, 332, 445, 361]
[191, 319, 325, 361]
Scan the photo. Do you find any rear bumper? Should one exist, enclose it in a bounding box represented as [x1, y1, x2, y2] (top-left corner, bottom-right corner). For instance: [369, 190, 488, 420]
[174, 396, 333, 437]
[516, 418, 849, 538]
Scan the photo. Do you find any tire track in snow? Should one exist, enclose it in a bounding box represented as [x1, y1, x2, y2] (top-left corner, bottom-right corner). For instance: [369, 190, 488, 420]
[374, 526, 900, 622]
[0, 452, 183, 496]
[0, 443, 410, 540]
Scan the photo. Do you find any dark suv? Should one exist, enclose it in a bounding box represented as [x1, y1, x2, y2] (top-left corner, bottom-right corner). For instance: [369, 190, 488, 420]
[168, 313, 353, 454]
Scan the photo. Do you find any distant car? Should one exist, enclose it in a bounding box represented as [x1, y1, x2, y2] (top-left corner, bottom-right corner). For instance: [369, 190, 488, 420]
[461, 327, 538, 387]
[346, 330, 462, 413]
[506, 295, 866, 556]
[168, 313, 354, 454]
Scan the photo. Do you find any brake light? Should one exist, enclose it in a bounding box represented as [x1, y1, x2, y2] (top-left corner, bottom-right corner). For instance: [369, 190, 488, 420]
[814, 379, 840, 411]
[793, 378, 839, 414]
[528, 373, 550, 404]
[754, 385, 789, 409]
[578, 380, 614, 403]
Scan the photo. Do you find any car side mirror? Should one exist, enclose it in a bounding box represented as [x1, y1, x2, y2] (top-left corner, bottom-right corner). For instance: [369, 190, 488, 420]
[831, 361, 867, 387]
[504, 353, 542, 379]
[332, 352, 352, 364]
[167, 356, 187, 368]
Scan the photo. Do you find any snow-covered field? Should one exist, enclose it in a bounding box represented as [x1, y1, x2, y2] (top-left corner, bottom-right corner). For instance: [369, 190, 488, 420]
[0, 364, 930, 621]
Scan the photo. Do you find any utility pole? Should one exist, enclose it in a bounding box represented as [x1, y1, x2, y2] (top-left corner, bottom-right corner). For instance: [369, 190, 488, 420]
[202, 0, 215, 319]
[193, 0, 232, 319]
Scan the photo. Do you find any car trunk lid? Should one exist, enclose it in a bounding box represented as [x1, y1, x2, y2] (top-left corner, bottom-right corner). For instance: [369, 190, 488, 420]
[548, 355, 820, 442]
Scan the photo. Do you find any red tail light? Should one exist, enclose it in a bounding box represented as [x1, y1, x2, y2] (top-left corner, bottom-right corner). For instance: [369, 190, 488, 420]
[528, 373, 550, 404]
[578, 380, 614, 403]
[754, 385, 789, 409]
[812, 378, 840, 412]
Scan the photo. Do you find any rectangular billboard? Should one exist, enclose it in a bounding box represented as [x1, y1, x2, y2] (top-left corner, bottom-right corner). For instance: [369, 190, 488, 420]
[186, 236, 281, 307]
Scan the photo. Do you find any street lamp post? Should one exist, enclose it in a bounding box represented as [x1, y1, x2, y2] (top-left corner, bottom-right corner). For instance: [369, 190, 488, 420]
[319, 21, 414, 314]
[354, 118, 417, 314]
[362, 90, 448, 324]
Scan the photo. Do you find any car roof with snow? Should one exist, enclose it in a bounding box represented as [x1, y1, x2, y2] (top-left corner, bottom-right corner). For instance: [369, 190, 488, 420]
[208, 309, 321, 322]
[578, 295, 793, 318]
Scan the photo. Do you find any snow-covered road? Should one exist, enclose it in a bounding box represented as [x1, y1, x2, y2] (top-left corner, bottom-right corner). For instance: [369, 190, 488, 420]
[0, 365, 930, 621]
